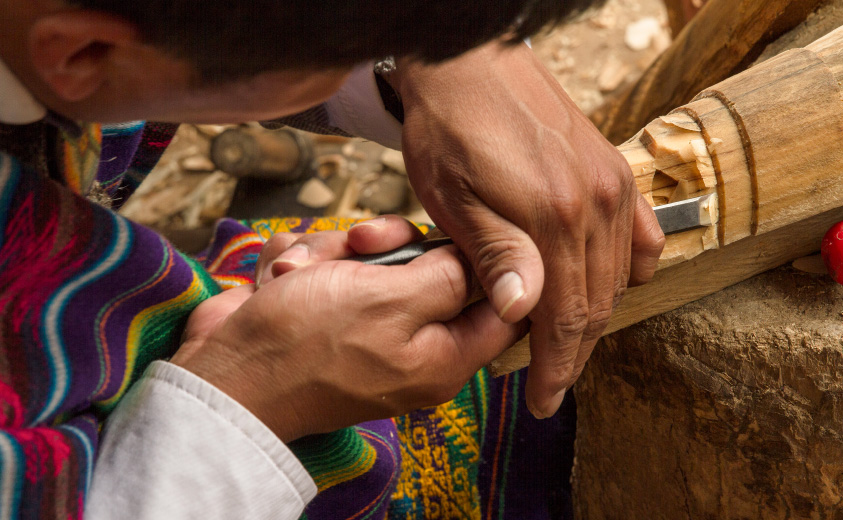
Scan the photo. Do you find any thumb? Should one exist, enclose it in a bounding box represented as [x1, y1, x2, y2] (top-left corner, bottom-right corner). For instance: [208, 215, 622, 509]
[444, 210, 544, 323]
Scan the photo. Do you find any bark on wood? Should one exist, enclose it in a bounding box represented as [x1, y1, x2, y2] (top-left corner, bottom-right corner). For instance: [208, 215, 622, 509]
[573, 267, 843, 519]
[663, 0, 706, 37]
[489, 26, 843, 376]
[755, 0, 843, 64]
[592, 0, 830, 145]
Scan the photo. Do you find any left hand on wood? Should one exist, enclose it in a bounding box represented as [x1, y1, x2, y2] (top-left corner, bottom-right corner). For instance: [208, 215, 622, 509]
[393, 41, 665, 419]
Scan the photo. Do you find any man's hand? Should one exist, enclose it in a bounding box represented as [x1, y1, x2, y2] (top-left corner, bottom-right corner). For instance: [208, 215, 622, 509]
[171, 216, 528, 442]
[393, 41, 665, 419]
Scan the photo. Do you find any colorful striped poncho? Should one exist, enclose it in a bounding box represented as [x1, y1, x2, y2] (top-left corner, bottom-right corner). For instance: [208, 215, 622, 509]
[0, 119, 575, 519]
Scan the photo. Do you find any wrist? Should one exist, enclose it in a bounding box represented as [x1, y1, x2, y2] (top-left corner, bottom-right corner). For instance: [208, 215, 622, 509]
[171, 338, 310, 444]
[392, 39, 531, 101]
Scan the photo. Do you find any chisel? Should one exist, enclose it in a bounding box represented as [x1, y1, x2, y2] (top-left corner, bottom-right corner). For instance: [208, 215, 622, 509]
[353, 193, 718, 266]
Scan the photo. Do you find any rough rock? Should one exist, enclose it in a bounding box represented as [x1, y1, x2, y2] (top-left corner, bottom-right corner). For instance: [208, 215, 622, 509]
[574, 266, 843, 519]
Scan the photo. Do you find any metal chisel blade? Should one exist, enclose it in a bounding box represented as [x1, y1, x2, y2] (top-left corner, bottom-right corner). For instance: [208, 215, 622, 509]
[654, 194, 717, 235]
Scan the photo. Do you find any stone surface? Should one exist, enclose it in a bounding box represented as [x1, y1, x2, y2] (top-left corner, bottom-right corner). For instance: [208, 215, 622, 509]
[573, 266, 843, 519]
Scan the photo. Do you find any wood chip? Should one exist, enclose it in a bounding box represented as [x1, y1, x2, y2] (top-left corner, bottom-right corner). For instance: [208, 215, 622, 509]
[179, 155, 216, 173]
[380, 149, 407, 175]
[297, 178, 336, 208]
[624, 17, 664, 51]
[598, 57, 631, 92]
[792, 254, 828, 274]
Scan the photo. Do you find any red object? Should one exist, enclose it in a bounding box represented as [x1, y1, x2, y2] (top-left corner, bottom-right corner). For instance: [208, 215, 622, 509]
[821, 221, 843, 283]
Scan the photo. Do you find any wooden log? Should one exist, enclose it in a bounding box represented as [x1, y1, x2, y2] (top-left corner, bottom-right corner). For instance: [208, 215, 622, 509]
[592, 0, 830, 145]
[570, 10, 843, 517]
[754, 0, 843, 64]
[210, 127, 312, 181]
[488, 26, 843, 376]
[663, 0, 706, 37]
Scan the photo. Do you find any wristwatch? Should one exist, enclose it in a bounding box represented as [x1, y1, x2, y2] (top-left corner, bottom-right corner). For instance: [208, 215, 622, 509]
[374, 56, 405, 124]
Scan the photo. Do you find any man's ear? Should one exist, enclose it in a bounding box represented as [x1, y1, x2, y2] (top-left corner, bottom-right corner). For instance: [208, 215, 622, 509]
[28, 10, 138, 102]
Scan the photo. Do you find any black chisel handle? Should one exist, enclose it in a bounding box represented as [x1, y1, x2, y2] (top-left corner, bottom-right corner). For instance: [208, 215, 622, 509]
[351, 238, 454, 266]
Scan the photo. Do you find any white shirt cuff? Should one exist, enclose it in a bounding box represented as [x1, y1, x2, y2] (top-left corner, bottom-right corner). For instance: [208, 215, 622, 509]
[324, 61, 404, 150]
[86, 361, 316, 520]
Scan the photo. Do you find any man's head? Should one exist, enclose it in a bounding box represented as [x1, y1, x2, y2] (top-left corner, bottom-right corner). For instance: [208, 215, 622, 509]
[0, 0, 601, 124]
[69, 0, 600, 82]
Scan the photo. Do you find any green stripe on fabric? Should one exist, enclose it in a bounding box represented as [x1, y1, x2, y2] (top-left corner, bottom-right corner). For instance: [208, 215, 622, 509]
[94, 251, 220, 415]
[471, 369, 490, 445]
[131, 252, 220, 378]
[497, 371, 520, 519]
[290, 427, 377, 491]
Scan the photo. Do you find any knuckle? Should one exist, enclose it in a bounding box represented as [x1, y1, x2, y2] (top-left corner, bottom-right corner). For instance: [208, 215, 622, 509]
[551, 297, 590, 338]
[432, 257, 469, 302]
[474, 237, 525, 280]
[583, 299, 613, 338]
[547, 191, 584, 224]
[613, 282, 628, 309]
[568, 364, 587, 387]
[544, 360, 576, 388]
[259, 233, 293, 259]
[594, 174, 623, 216]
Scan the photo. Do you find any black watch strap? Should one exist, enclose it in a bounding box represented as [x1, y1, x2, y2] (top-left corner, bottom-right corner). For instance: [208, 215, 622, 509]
[374, 57, 405, 124]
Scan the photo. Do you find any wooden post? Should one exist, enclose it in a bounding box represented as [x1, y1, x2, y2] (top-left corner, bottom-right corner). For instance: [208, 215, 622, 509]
[592, 0, 829, 145]
[488, 26, 843, 375]
[663, 0, 707, 37]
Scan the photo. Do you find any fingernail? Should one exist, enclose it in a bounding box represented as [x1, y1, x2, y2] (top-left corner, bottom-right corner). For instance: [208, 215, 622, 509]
[257, 263, 274, 289]
[352, 217, 388, 229]
[276, 244, 311, 267]
[491, 272, 526, 320]
[531, 389, 566, 420]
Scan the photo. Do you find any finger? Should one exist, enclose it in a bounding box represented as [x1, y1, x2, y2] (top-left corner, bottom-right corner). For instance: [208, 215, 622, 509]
[347, 215, 426, 254]
[255, 232, 301, 288]
[524, 231, 588, 419]
[436, 195, 544, 323]
[407, 300, 529, 406]
[268, 231, 354, 278]
[528, 171, 638, 418]
[614, 196, 634, 309]
[442, 300, 530, 371]
[629, 194, 665, 286]
[566, 220, 622, 400]
[388, 244, 474, 328]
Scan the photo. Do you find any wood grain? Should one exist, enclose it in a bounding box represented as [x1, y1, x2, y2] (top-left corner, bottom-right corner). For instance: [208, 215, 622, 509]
[488, 26, 843, 376]
[592, 0, 830, 145]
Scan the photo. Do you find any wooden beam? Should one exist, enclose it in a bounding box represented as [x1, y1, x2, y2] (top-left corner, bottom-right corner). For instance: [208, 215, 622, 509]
[663, 0, 707, 37]
[487, 26, 843, 376]
[592, 0, 830, 145]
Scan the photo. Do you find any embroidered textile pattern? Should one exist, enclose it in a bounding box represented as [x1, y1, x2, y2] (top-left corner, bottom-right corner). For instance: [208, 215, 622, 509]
[0, 122, 219, 519]
[0, 119, 575, 519]
[203, 219, 574, 520]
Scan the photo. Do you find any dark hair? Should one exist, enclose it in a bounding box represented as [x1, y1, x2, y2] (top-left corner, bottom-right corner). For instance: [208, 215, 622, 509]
[71, 1, 602, 82]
